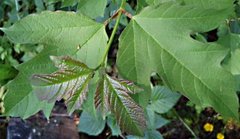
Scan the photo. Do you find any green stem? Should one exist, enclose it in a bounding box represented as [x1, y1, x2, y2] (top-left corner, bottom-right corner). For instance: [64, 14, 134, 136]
[173, 109, 199, 139]
[101, 0, 126, 67]
[14, 0, 20, 20]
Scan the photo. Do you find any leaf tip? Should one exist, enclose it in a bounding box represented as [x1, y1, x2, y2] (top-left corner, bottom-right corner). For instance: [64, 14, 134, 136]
[0, 27, 7, 33]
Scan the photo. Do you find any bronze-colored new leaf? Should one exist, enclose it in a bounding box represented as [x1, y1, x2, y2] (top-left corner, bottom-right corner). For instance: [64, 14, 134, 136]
[32, 56, 93, 114]
[94, 77, 110, 118]
[94, 75, 146, 136]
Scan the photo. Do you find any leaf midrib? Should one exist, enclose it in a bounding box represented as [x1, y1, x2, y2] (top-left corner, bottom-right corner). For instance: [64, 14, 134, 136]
[7, 24, 99, 32]
[67, 73, 92, 113]
[106, 77, 143, 135]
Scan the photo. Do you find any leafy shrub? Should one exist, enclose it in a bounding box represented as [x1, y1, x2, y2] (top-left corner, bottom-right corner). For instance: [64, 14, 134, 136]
[0, 0, 240, 138]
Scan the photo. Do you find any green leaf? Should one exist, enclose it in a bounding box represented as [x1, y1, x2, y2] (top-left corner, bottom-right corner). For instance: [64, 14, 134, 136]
[61, 0, 78, 7]
[3, 47, 60, 118]
[3, 91, 54, 119]
[78, 73, 107, 136]
[1, 11, 108, 68]
[126, 130, 163, 139]
[144, 0, 234, 12]
[145, 0, 177, 6]
[182, 0, 234, 10]
[218, 33, 240, 75]
[131, 90, 151, 108]
[117, 3, 239, 120]
[42, 101, 55, 119]
[82, 73, 100, 115]
[77, 0, 108, 19]
[223, 49, 240, 75]
[107, 114, 122, 136]
[146, 106, 169, 130]
[2, 11, 108, 118]
[136, 0, 148, 13]
[34, 0, 45, 12]
[144, 130, 163, 139]
[32, 56, 93, 114]
[236, 75, 240, 91]
[149, 86, 180, 114]
[218, 33, 240, 51]
[98, 75, 146, 136]
[78, 111, 106, 136]
[0, 64, 18, 85]
[230, 21, 240, 34]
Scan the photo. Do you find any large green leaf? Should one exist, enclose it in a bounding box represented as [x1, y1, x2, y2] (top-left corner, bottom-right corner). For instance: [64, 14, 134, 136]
[149, 86, 180, 114]
[78, 111, 106, 136]
[3, 46, 65, 118]
[1, 11, 108, 68]
[144, 0, 234, 11]
[32, 56, 93, 114]
[182, 0, 234, 10]
[96, 75, 146, 136]
[77, 0, 108, 19]
[145, 0, 177, 6]
[117, 3, 239, 120]
[1, 11, 108, 118]
[3, 91, 54, 119]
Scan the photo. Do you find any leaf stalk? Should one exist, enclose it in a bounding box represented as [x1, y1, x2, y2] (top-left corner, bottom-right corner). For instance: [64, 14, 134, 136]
[101, 0, 126, 68]
[173, 109, 199, 139]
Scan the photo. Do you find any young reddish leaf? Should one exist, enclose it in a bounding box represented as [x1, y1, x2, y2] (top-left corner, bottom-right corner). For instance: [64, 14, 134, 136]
[95, 75, 146, 136]
[32, 56, 93, 114]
